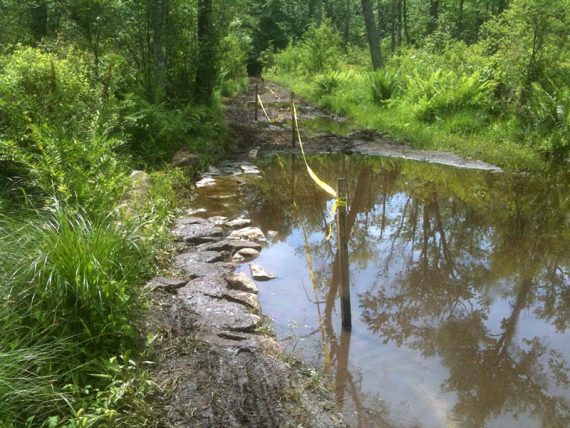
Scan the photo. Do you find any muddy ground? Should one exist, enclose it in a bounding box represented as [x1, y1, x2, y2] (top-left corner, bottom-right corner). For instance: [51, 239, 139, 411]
[226, 79, 502, 172]
[148, 79, 501, 428]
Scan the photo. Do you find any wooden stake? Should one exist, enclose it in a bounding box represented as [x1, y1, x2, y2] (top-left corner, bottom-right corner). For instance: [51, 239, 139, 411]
[291, 91, 296, 147]
[337, 178, 352, 330]
[254, 84, 259, 121]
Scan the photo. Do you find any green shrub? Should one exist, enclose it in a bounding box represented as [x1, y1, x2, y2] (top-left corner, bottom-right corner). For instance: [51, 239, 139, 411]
[314, 71, 352, 97]
[525, 83, 570, 157]
[406, 69, 495, 122]
[273, 42, 303, 74]
[298, 21, 342, 75]
[1, 210, 149, 353]
[369, 69, 401, 105]
[0, 47, 97, 141]
[0, 125, 127, 213]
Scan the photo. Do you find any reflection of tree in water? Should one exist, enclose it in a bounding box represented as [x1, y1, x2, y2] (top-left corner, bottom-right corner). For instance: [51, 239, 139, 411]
[360, 168, 570, 427]
[243, 156, 570, 427]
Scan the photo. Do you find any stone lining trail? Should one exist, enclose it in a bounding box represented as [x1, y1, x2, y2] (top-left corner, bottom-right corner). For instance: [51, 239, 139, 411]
[148, 156, 345, 427]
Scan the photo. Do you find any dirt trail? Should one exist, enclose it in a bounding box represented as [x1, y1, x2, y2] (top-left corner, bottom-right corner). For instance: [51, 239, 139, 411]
[226, 78, 502, 172]
[148, 79, 501, 428]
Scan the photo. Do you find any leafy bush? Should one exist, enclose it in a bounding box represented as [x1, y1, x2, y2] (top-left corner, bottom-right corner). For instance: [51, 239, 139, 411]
[273, 42, 303, 74]
[525, 84, 570, 157]
[0, 47, 98, 141]
[314, 71, 352, 97]
[218, 25, 252, 95]
[369, 69, 401, 105]
[0, 125, 127, 212]
[406, 70, 495, 122]
[298, 21, 342, 75]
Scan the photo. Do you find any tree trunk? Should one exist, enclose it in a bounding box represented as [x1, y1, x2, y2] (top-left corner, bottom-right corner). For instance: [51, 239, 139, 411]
[194, 0, 216, 106]
[403, 0, 409, 43]
[343, 0, 351, 51]
[458, 0, 465, 40]
[361, 0, 383, 69]
[28, 0, 48, 42]
[427, 0, 440, 34]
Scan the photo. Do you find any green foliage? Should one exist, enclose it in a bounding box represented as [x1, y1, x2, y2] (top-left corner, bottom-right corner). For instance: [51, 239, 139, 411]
[272, 43, 303, 74]
[298, 21, 343, 75]
[0, 47, 97, 140]
[406, 70, 495, 122]
[0, 125, 127, 212]
[125, 99, 225, 167]
[369, 69, 401, 105]
[0, 208, 154, 425]
[525, 84, 570, 157]
[2, 210, 148, 348]
[219, 22, 252, 96]
[314, 71, 353, 97]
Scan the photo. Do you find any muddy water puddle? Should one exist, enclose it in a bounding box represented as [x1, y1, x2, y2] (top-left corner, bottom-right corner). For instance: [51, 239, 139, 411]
[193, 155, 570, 428]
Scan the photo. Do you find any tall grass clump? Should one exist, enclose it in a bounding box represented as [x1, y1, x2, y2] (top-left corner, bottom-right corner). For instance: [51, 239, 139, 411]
[0, 208, 152, 425]
[369, 69, 401, 105]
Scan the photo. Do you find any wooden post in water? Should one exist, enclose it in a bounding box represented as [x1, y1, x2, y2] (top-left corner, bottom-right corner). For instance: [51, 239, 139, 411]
[254, 84, 259, 121]
[291, 91, 296, 147]
[337, 178, 352, 330]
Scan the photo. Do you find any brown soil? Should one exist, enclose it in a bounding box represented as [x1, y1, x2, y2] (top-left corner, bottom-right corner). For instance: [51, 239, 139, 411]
[226, 78, 502, 172]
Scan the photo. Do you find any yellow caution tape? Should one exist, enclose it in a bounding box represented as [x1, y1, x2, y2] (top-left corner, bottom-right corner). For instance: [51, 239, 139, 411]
[292, 102, 337, 198]
[257, 95, 271, 122]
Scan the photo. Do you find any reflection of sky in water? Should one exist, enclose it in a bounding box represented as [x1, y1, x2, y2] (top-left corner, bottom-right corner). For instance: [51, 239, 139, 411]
[203, 155, 570, 428]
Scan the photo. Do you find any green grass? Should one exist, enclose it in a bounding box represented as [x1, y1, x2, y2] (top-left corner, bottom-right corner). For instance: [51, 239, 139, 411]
[0, 208, 156, 426]
[267, 70, 542, 171]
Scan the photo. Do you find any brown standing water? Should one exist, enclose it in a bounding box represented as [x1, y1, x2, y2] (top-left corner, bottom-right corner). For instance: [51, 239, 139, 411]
[194, 154, 570, 428]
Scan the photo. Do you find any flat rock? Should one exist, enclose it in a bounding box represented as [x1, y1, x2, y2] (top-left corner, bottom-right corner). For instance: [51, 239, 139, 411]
[196, 177, 217, 188]
[223, 290, 261, 311]
[183, 293, 261, 332]
[226, 218, 252, 228]
[228, 227, 266, 242]
[172, 223, 224, 244]
[226, 272, 258, 294]
[207, 165, 222, 176]
[249, 263, 276, 281]
[240, 165, 261, 175]
[146, 277, 187, 292]
[179, 276, 228, 298]
[197, 239, 262, 254]
[232, 247, 260, 262]
[208, 216, 228, 225]
[175, 261, 235, 279]
[180, 278, 259, 311]
[172, 148, 200, 168]
[186, 208, 207, 215]
[176, 216, 209, 225]
[174, 251, 224, 265]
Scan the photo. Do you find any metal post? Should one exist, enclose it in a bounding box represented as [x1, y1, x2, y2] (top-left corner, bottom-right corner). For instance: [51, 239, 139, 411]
[291, 91, 296, 147]
[254, 84, 259, 121]
[337, 178, 352, 330]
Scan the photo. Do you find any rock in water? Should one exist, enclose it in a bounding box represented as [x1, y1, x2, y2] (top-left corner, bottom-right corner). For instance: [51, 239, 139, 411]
[195, 177, 216, 188]
[228, 227, 266, 242]
[249, 264, 276, 281]
[226, 218, 252, 228]
[226, 272, 259, 294]
[232, 248, 260, 262]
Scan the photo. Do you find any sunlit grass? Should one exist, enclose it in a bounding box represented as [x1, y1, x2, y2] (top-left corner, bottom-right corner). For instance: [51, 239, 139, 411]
[268, 71, 543, 170]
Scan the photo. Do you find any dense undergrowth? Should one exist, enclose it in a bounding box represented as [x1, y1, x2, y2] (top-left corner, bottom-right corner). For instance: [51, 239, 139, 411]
[0, 3, 251, 426]
[264, 15, 570, 170]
